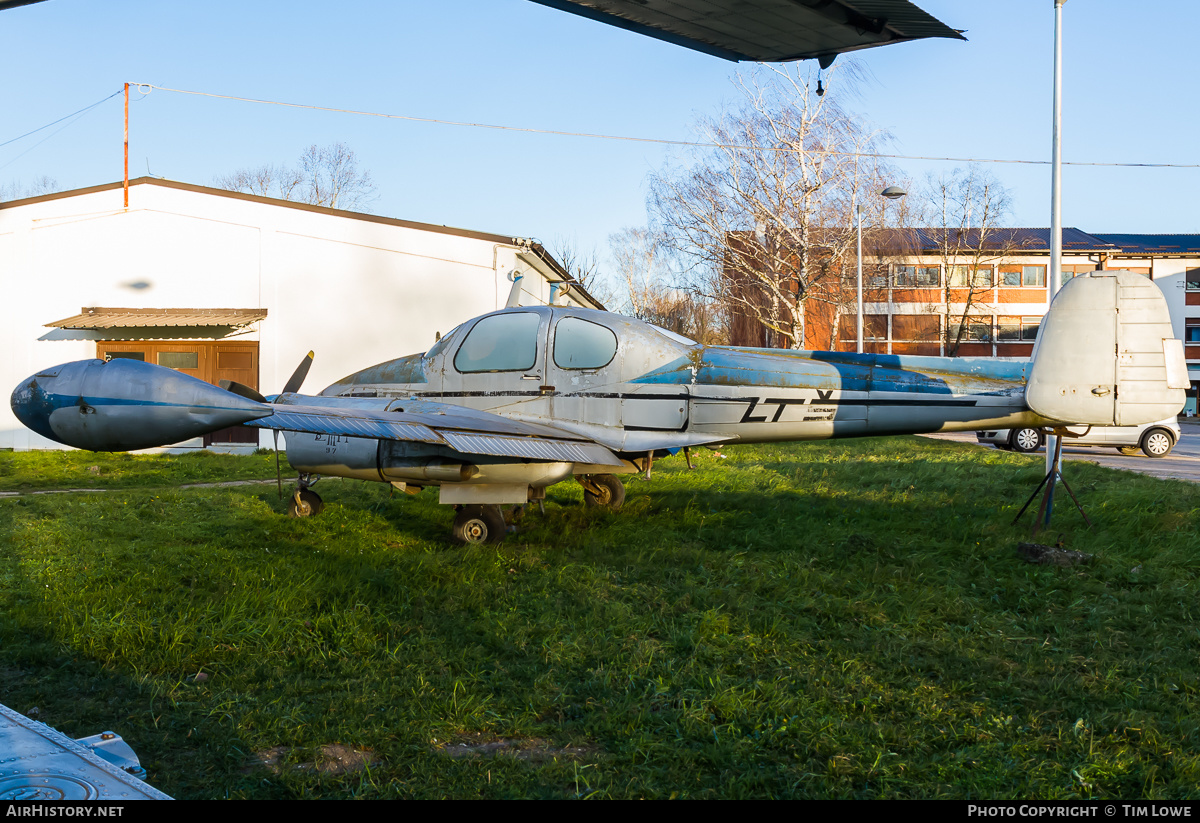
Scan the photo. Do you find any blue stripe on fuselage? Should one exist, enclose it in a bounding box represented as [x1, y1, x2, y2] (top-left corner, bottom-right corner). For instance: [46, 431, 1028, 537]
[631, 346, 1030, 395]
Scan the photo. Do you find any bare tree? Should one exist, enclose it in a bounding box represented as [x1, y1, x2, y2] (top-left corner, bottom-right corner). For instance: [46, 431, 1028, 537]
[608, 226, 726, 343]
[923, 166, 1020, 356]
[215, 143, 376, 211]
[1, 175, 60, 201]
[547, 234, 616, 308]
[648, 64, 898, 350]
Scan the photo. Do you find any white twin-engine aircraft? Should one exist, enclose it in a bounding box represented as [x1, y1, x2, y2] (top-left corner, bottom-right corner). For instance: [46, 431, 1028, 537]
[11, 272, 1187, 543]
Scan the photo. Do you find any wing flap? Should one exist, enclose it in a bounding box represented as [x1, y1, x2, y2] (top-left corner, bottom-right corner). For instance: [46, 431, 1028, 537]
[441, 432, 623, 465]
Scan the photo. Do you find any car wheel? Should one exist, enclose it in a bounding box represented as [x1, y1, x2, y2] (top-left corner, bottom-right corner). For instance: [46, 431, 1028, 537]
[1140, 428, 1175, 458]
[1117, 446, 1141, 456]
[1009, 427, 1043, 453]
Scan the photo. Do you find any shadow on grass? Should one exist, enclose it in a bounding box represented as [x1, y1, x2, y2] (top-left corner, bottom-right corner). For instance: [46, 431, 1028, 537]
[2, 438, 1199, 797]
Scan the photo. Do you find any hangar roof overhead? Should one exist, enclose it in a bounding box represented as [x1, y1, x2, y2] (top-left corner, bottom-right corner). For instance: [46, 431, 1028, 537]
[3, 1, 963, 65]
[529, 0, 964, 64]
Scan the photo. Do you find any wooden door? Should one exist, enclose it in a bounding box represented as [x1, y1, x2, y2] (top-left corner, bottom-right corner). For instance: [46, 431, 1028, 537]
[96, 341, 260, 446]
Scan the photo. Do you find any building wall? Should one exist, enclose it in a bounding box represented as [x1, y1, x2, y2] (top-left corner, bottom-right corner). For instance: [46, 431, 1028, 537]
[0, 181, 595, 450]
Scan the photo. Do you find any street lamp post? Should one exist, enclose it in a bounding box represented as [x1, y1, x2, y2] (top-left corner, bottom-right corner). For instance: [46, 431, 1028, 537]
[857, 186, 907, 354]
[1045, 0, 1066, 522]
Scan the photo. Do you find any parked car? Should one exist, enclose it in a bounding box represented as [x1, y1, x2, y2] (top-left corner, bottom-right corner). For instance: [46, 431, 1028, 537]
[975, 417, 1181, 458]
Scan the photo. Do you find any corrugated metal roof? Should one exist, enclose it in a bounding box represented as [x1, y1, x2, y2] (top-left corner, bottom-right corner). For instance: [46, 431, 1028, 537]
[531, 0, 964, 63]
[47, 307, 268, 330]
[1091, 234, 1200, 256]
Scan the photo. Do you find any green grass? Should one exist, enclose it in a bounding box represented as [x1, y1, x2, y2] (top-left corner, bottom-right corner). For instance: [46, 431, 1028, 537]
[2, 437, 1199, 799]
[0, 449, 276, 492]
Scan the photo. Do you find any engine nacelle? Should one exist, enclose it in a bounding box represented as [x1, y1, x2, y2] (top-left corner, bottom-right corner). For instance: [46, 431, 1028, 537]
[286, 433, 575, 490]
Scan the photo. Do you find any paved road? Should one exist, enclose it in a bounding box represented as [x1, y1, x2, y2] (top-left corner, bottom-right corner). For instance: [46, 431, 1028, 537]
[921, 421, 1200, 483]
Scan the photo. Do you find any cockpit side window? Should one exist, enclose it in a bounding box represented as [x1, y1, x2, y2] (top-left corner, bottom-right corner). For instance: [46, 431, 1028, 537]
[553, 316, 618, 370]
[454, 312, 541, 373]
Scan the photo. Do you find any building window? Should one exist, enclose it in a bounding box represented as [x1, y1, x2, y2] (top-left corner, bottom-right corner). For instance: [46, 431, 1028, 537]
[1186, 268, 1200, 290]
[837, 314, 888, 342]
[866, 265, 889, 288]
[1186, 321, 1200, 344]
[949, 316, 993, 343]
[997, 316, 1043, 342]
[158, 351, 199, 370]
[894, 265, 940, 287]
[948, 266, 993, 288]
[892, 314, 939, 342]
[1000, 266, 1046, 287]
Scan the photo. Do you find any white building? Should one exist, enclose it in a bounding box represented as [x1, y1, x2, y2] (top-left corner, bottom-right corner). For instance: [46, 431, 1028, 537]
[0, 178, 603, 450]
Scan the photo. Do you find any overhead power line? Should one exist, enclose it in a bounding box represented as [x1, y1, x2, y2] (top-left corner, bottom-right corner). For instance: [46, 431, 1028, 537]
[0, 90, 124, 174]
[136, 83, 1199, 169]
[0, 90, 123, 150]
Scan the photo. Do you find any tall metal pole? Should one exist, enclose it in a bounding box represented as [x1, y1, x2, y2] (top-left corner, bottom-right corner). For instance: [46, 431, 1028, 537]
[856, 203, 864, 353]
[1044, 0, 1066, 521]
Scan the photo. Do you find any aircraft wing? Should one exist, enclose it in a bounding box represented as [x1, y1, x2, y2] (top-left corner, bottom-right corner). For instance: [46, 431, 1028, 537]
[249, 397, 626, 466]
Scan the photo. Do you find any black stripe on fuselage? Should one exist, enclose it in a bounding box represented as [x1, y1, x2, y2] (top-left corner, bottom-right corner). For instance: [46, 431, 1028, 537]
[406, 391, 980, 407]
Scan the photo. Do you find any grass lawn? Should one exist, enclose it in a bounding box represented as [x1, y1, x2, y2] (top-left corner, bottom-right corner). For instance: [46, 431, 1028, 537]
[1, 437, 1198, 799]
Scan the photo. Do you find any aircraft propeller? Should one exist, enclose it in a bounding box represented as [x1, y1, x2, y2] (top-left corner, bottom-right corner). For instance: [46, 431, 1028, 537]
[219, 350, 313, 402]
[217, 350, 315, 499]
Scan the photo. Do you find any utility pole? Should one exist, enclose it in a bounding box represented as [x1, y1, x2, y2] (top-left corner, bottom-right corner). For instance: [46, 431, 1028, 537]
[123, 82, 129, 210]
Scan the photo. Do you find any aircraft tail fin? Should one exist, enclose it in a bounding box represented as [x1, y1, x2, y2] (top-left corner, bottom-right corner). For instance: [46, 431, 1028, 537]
[1026, 271, 1187, 426]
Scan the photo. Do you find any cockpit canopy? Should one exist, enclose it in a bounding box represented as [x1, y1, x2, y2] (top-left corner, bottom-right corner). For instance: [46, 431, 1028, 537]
[429, 306, 696, 382]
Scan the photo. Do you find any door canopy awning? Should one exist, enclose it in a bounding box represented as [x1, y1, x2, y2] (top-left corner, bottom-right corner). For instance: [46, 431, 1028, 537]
[47, 307, 268, 330]
[529, 0, 964, 64]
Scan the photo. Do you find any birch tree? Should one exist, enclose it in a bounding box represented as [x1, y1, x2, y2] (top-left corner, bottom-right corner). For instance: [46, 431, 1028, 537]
[924, 166, 1019, 356]
[648, 66, 896, 349]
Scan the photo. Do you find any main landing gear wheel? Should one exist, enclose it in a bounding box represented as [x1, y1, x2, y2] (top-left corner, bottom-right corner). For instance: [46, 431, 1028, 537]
[288, 489, 324, 518]
[1141, 428, 1175, 458]
[1009, 427, 1044, 454]
[452, 505, 506, 545]
[581, 474, 626, 510]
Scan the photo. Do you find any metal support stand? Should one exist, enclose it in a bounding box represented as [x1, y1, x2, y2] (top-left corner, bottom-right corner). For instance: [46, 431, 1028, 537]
[1011, 436, 1091, 536]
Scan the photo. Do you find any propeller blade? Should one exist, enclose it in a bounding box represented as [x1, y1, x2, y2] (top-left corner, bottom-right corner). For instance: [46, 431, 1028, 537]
[219, 379, 267, 403]
[282, 351, 314, 395]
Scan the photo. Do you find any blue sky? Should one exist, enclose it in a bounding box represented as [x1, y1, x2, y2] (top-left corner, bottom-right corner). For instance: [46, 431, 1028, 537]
[3, 1, 1198, 276]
